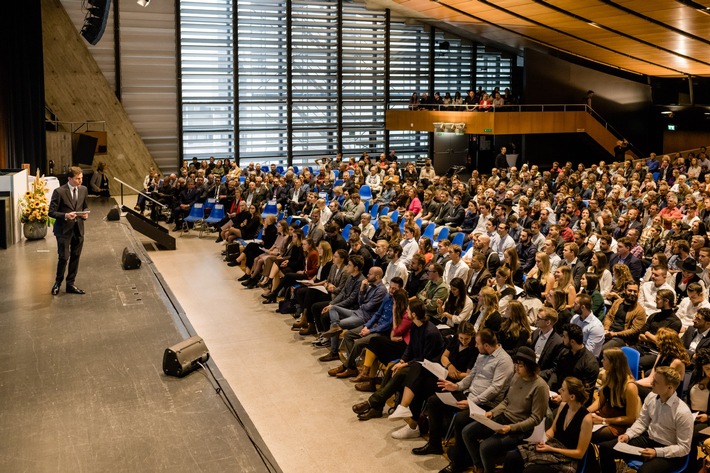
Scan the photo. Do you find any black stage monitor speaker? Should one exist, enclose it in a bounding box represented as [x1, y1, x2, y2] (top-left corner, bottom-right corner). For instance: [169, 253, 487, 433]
[163, 336, 210, 377]
[121, 247, 141, 270]
[107, 206, 120, 221]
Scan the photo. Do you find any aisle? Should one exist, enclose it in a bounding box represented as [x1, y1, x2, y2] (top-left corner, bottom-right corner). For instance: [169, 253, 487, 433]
[147, 229, 447, 473]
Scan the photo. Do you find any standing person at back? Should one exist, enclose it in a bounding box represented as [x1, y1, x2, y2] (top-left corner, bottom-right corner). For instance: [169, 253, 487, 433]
[49, 166, 89, 295]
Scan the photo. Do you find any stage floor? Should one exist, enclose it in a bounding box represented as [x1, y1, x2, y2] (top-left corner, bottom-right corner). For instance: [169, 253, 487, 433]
[0, 197, 276, 473]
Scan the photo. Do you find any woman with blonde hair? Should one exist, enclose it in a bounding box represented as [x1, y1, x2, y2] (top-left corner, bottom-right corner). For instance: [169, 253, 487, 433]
[499, 301, 532, 355]
[553, 265, 576, 309]
[636, 327, 690, 400]
[470, 286, 502, 332]
[604, 263, 633, 305]
[588, 348, 640, 442]
[527, 252, 555, 297]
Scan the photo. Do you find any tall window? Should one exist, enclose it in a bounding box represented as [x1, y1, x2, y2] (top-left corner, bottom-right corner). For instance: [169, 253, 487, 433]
[476, 45, 512, 94]
[179, 0, 513, 168]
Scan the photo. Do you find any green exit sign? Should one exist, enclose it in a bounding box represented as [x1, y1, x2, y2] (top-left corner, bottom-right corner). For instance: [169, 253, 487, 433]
[483, 128, 493, 133]
[667, 124, 676, 131]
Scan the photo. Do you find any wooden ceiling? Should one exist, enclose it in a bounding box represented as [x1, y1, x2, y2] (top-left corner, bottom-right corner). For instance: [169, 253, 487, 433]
[366, 0, 710, 77]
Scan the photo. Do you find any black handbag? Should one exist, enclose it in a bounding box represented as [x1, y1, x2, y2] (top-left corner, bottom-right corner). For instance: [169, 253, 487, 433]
[225, 242, 241, 263]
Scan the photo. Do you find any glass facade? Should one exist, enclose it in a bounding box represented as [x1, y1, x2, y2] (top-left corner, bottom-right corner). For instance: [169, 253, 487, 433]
[179, 0, 512, 167]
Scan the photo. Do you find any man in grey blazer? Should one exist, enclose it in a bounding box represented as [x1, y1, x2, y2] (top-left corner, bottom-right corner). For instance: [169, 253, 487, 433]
[49, 166, 89, 295]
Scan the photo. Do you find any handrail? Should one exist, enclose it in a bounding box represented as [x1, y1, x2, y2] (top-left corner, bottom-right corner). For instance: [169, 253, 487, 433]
[388, 101, 643, 159]
[113, 176, 166, 209]
[44, 120, 107, 134]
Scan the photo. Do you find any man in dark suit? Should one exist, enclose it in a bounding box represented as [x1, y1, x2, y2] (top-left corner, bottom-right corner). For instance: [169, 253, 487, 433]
[288, 177, 309, 215]
[531, 307, 565, 380]
[49, 166, 89, 295]
[682, 307, 710, 363]
[574, 231, 593, 267]
[609, 237, 644, 282]
[466, 252, 492, 304]
[560, 242, 586, 291]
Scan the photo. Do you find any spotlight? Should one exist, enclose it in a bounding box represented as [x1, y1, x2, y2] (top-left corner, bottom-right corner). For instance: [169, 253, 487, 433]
[137, 0, 150, 6]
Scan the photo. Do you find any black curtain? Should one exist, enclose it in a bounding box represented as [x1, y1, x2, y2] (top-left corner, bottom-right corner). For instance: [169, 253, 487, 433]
[0, 0, 46, 172]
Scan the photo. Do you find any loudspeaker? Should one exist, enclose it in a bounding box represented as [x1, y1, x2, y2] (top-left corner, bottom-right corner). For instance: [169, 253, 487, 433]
[74, 133, 98, 166]
[121, 247, 141, 270]
[163, 336, 210, 377]
[107, 206, 120, 221]
[81, 0, 112, 46]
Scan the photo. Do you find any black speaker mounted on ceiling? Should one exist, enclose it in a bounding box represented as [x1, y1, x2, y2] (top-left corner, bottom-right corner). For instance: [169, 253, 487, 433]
[80, 0, 111, 46]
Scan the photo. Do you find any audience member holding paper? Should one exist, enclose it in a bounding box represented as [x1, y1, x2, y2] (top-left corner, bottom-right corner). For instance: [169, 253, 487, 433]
[351, 299, 444, 421]
[411, 328, 513, 468]
[387, 322, 477, 440]
[587, 348, 640, 442]
[460, 346, 549, 473]
[598, 366, 693, 473]
[686, 348, 710, 472]
[504, 377, 592, 473]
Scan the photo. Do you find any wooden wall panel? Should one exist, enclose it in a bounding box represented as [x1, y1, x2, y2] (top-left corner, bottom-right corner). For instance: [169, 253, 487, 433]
[42, 0, 159, 193]
[386, 110, 629, 158]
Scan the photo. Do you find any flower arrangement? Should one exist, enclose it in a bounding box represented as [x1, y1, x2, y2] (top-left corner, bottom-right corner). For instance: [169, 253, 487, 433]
[20, 170, 50, 225]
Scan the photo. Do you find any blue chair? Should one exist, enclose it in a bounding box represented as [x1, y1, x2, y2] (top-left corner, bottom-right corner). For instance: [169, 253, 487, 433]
[293, 166, 299, 174]
[276, 165, 284, 174]
[277, 211, 285, 221]
[463, 240, 472, 253]
[373, 219, 379, 231]
[301, 224, 309, 236]
[359, 185, 373, 202]
[203, 204, 225, 237]
[652, 171, 660, 181]
[621, 346, 640, 380]
[203, 198, 217, 216]
[399, 219, 405, 232]
[239, 175, 246, 184]
[342, 224, 352, 240]
[450, 232, 464, 247]
[261, 165, 269, 173]
[261, 199, 278, 217]
[369, 203, 380, 218]
[436, 226, 450, 243]
[334, 179, 344, 187]
[415, 218, 422, 228]
[363, 200, 370, 213]
[318, 192, 330, 203]
[221, 175, 227, 182]
[421, 223, 435, 241]
[626, 454, 688, 472]
[379, 206, 389, 216]
[285, 215, 293, 225]
[308, 166, 313, 174]
[182, 203, 205, 237]
[347, 170, 354, 177]
[390, 210, 399, 223]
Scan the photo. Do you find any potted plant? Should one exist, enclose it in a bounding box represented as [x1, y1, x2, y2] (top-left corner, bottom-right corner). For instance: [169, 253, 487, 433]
[20, 170, 50, 240]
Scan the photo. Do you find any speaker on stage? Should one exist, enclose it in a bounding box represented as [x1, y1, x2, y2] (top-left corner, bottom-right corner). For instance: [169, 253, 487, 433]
[121, 247, 141, 270]
[163, 336, 210, 377]
[107, 206, 120, 221]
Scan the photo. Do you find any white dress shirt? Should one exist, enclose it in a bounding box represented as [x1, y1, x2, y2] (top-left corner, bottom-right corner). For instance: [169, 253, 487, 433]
[571, 313, 606, 357]
[625, 392, 693, 459]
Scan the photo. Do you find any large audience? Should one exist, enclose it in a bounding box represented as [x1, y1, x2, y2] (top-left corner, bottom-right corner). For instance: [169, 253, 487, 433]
[143, 146, 710, 473]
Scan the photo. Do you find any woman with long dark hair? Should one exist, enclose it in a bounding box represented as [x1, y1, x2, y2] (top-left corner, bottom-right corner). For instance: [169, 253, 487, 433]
[437, 277, 474, 328]
[580, 272, 604, 321]
[504, 377, 592, 473]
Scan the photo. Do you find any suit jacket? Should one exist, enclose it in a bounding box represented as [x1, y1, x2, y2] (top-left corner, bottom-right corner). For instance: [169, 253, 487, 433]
[560, 258, 586, 292]
[289, 184, 309, 203]
[609, 253, 644, 282]
[530, 329, 564, 377]
[49, 184, 88, 238]
[467, 268, 492, 299]
[681, 327, 710, 357]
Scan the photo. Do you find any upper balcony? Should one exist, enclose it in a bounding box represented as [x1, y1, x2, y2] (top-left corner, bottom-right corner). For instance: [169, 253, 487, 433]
[385, 103, 639, 159]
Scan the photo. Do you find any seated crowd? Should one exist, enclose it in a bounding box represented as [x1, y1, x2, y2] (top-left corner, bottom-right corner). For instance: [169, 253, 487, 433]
[172, 146, 710, 472]
[408, 86, 516, 112]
